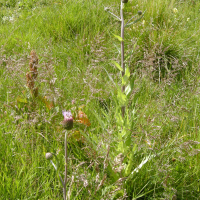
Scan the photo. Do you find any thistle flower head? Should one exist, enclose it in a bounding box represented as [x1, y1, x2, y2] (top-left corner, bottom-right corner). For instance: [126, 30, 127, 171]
[62, 110, 73, 130]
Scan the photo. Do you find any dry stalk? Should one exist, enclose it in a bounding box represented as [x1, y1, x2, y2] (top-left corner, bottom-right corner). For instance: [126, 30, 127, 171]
[26, 50, 38, 97]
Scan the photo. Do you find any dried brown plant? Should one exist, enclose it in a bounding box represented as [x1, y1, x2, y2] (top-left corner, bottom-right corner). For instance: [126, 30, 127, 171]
[26, 50, 39, 97]
[29, 50, 38, 79]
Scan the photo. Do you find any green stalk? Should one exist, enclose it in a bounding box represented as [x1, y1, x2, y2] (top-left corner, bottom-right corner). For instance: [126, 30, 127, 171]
[63, 130, 68, 200]
[121, 0, 125, 118]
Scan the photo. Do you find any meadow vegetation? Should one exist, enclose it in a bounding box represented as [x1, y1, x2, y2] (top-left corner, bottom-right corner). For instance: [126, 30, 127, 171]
[0, 0, 200, 199]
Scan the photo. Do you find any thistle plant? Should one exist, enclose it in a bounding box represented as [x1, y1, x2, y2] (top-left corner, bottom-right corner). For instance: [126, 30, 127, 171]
[104, 1, 144, 141]
[103, 0, 147, 188]
[46, 110, 73, 200]
[105, 0, 144, 118]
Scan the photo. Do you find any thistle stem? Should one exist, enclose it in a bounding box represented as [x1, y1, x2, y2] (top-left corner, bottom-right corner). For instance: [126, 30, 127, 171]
[121, 1, 125, 118]
[63, 131, 68, 200]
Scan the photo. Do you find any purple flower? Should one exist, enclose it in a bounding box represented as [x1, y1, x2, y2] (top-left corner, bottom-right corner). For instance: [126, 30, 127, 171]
[62, 110, 73, 130]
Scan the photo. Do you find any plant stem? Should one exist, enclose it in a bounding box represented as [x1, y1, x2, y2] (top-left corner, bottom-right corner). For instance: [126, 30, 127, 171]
[121, 1, 125, 118]
[63, 131, 68, 200]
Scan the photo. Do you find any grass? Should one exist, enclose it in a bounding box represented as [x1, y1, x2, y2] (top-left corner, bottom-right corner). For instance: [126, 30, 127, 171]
[0, 0, 200, 199]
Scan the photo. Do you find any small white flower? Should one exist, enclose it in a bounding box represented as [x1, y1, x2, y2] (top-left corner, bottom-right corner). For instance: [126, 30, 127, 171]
[83, 180, 88, 187]
[2, 16, 8, 22]
[95, 173, 99, 183]
[173, 8, 178, 14]
[187, 18, 190, 21]
[28, 42, 31, 49]
[9, 15, 14, 22]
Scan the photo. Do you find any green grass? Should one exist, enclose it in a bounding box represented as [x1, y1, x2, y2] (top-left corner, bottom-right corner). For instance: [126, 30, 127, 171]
[1, 0, 200, 199]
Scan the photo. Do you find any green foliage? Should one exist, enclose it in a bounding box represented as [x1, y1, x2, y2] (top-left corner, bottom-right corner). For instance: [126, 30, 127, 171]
[0, 0, 200, 199]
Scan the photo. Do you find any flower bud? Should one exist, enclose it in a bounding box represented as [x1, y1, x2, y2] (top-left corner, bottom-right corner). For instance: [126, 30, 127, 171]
[71, 99, 75, 104]
[62, 110, 73, 130]
[45, 152, 53, 160]
[122, 0, 128, 3]
[104, 7, 110, 11]
[138, 11, 142, 16]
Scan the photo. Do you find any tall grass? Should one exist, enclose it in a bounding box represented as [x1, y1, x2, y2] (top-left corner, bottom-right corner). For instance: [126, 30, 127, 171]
[1, 0, 200, 199]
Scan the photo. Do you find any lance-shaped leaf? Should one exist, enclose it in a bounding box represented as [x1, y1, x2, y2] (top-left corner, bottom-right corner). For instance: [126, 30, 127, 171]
[112, 33, 124, 42]
[122, 75, 129, 85]
[125, 84, 131, 96]
[117, 88, 127, 106]
[125, 11, 146, 27]
[112, 60, 123, 71]
[122, 67, 130, 85]
[105, 9, 121, 21]
[125, 67, 130, 78]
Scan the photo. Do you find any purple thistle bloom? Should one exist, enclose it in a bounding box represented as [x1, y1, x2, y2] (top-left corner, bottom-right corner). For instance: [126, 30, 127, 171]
[62, 110, 73, 130]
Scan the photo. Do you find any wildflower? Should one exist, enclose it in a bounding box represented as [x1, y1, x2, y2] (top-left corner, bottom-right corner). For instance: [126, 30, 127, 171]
[62, 110, 73, 130]
[2, 16, 8, 23]
[173, 8, 178, 14]
[187, 18, 190, 21]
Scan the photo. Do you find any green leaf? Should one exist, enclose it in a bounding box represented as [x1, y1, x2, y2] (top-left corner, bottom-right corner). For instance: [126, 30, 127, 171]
[122, 75, 129, 85]
[103, 67, 117, 87]
[126, 11, 145, 27]
[116, 111, 124, 127]
[125, 144, 137, 176]
[125, 134, 132, 147]
[125, 73, 135, 96]
[124, 43, 137, 61]
[125, 67, 130, 78]
[125, 84, 131, 96]
[112, 33, 124, 42]
[133, 42, 137, 50]
[125, 50, 134, 62]
[130, 73, 135, 89]
[117, 89, 127, 106]
[17, 96, 27, 103]
[111, 60, 123, 71]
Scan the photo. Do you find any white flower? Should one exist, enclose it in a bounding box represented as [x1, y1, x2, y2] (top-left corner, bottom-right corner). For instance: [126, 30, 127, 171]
[83, 180, 88, 187]
[2, 16, 8, 23]
[173, 8, 178, 14]
[9, 16, 14, 22]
